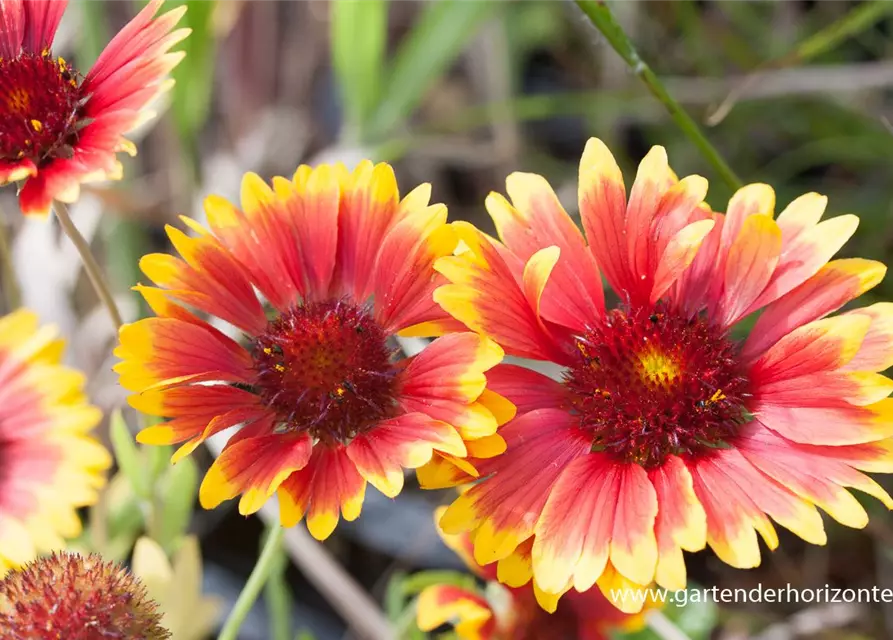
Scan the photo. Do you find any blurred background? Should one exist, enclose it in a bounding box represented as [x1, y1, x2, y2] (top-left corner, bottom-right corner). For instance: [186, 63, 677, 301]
[2, 0, 893, 638]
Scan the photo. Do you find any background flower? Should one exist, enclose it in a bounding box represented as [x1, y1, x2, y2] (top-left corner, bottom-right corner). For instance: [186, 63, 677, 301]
[131, 536, 223, 640]
[0, 552, 170, 639]
[0, 0, 188, 216]
[0, 309, 110, 575]
[415, 507, 651, 640]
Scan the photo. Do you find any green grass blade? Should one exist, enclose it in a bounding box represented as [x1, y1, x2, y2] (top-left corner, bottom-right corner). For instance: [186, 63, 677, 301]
[367, 0, 500, 141]
[169, 1, 218, 146]
[331, 0, 389, 142]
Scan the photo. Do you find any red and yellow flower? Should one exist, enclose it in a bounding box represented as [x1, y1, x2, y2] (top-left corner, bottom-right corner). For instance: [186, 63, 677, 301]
[115, 161, 510, 541]
[0, 0, 188, 216]
[0, 309, 110, 575]
[416, 508, 649, 639]
[436, 137, 893, 610]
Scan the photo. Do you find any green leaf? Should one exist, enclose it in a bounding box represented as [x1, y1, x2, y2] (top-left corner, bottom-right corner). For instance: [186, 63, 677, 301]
[294, 631, 317, 640]
[670, 594, 719, 640]
[110, 410, 150, 499]
[148, 444, 173, 485]
[175, 1, 217, 126]
[154, 455, 199, 553]
[331, 0, 389, 142]
[401, 570, 478, 595]
[367, 0, 500, 140]
[75, 0, 109, 66]
[385, 570, 409, 622]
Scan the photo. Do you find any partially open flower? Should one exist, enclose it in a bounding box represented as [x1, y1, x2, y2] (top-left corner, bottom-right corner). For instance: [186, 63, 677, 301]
[0, 552, 170, 639]
[0, 0, 189, 216]
[417, 508, 650, 640]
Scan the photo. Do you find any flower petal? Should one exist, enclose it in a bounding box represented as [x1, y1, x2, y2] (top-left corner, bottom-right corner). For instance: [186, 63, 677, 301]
[129, 384, 261, 445]
[747, 214, 858, 314]
[648, 456, 706, 590]
[273, 164, 341, 299]
[532, 455, 657, 595]
[716, 214, 782, 327]
[651, 218, 715, 304]
[484, 363, 567, 414]
[578, 138, 631, 301]
[434, 222, 570, 363]
[844, 303, 893, 372]
[346, 412, 465, 498]
[756, 371, 893, 408]
[401, 332, 503, 405]
[372, 203, 457, 332]
[199, 430, 313, 516]
[277, 444, 367, 540]
[114, 317, 253, 391]
[608, 463, 659, 587]
[334, 161, 401, 300]
[440, 409, 589, 565]
[142, 223, 267, 333]
[204, 176, 305, 310]
[743, 258, 885, 359]
[22, 0, 65, 53]
[689, 456, 778, 569]
[489, 173, 605, 330]
[749, 315, 871, 383]
[755, 398, 893, 446]
[0, 0, 23, 58]
[739, 425, 893, 529]
[416, 585, 495, 639]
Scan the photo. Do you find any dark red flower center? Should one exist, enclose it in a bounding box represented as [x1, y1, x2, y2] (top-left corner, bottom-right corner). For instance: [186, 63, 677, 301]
[564, 304, 751, 468]
[0, 51, 84, 165]
[250, 299, 401, 445]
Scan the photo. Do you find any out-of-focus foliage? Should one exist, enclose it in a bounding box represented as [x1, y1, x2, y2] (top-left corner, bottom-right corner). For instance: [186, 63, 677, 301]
[133, 536, 223, 640]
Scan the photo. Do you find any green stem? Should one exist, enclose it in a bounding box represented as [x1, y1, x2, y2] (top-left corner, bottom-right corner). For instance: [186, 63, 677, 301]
[53, 201, 124, 329]
[791, 0, 893, 64]
[0, 208, 20, 311]
[574, 0, 742, 191]
[218, 524, 286, 640]
[264, 528, 293, 640]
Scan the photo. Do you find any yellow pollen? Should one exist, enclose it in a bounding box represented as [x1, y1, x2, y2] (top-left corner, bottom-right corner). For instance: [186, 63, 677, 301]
[6, 87, 31, 114]
[637, 348, 681, 385]
[263, 347, 273, 355]
[30, 119, 42, 132]
[335, 386, 346, 397]
[274, 364, 286, 373]
[709, 389, 726, 403]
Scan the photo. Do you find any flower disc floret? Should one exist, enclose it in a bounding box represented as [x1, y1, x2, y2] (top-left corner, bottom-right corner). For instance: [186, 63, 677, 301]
[0, 51, 82, 164]
[566, 305, 750, 467]
[251, 299, 400, 444]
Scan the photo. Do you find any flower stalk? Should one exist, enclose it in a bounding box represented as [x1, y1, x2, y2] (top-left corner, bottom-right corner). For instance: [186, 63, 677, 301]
[218, 524, 286, 640]
[574, 0, 742, 191]
[53, 201, 123, 329]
